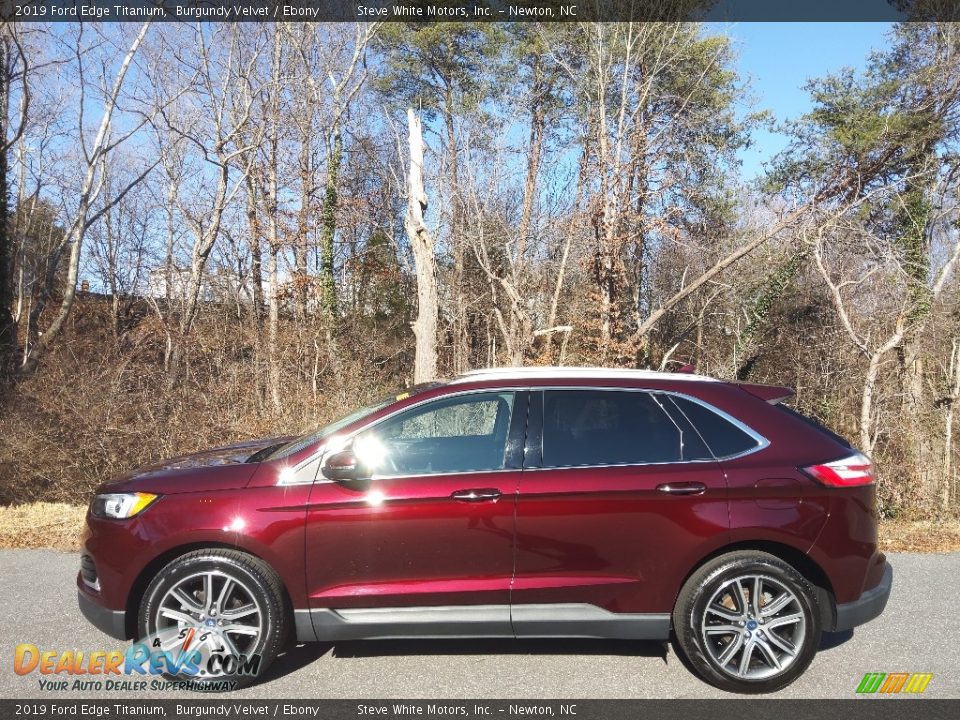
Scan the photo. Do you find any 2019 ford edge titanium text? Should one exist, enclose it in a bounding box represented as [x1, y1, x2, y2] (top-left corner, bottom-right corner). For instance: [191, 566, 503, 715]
[78, 367, 892, 693]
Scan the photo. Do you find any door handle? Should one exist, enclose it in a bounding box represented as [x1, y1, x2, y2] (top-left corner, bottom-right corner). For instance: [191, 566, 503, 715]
[656, 482, 707, 496]
[451, 488, 502, 502]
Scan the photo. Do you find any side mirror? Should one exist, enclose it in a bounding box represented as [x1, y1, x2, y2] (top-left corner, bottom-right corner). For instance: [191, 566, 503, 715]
[321, 449, 367, 482]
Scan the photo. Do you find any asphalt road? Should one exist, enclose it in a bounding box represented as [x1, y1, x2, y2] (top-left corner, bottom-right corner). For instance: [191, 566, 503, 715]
[1, 550, 957, 699]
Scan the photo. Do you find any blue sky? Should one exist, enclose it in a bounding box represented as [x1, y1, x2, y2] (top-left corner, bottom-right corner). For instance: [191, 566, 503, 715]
[714, 22, 894, 179]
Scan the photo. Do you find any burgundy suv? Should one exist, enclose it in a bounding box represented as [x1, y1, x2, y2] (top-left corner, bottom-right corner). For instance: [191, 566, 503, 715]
[78, 367, 891, 693]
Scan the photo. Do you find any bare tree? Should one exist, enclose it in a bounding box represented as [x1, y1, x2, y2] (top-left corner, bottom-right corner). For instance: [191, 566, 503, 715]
[86, 164, 154, 335]
[19, 23, 155, 374]
[942, 337, 960, 507]
[0, 22, 32, 368]
[296, 23, 379, 318]
[813, 213, 960, 465]
[160, 25, 265, 383]
[404, 108, 438, 384]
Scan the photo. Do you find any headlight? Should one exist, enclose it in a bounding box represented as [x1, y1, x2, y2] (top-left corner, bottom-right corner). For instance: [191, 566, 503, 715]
[90, 492, 159, 519]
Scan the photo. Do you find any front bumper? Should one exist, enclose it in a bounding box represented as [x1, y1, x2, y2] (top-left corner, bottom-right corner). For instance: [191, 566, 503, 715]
[78, 588, 128, 640]
[833, 561, 893, 631]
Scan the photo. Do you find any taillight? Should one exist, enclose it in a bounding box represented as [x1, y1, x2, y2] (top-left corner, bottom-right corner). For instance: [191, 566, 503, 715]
[802, 452, 874, 487]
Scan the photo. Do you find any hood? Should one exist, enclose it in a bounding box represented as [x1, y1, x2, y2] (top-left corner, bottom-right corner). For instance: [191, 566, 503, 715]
[99, 435, 294, 496]
[134, 435, 293, 473]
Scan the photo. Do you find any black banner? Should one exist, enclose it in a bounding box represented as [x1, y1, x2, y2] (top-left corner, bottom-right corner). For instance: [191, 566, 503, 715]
[3, 0, 960, 23]
[2, 700, 960, 720]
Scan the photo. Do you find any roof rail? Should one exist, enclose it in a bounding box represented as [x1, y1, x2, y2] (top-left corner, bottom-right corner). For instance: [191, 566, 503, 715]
[449, 366, 718, 384]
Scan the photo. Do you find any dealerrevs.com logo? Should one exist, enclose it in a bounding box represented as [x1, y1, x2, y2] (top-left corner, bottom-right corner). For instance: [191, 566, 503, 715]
[14, 631, 262, 692]
[856, 673, 934, 695]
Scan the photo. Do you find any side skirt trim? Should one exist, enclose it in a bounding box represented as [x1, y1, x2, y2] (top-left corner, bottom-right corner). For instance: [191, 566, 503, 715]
[512, 604, 670, 640]
[294, 604, 671, 642]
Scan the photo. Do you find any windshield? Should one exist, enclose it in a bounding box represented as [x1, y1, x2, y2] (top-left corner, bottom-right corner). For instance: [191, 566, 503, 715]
[257, 384, 442, 461]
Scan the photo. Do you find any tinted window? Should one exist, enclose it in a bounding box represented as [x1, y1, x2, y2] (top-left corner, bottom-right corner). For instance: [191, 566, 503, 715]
[661, 396, 714, 461]
[669, 396, 761, 458]
[263, 382, 444, 460]
[541, 390, 683, 467]
[355, 392, 514, 476]
[264, 397, 395, 460]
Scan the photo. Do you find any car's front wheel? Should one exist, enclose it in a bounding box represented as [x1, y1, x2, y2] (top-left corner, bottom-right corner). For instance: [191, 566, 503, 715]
[138, 549, 288, 690]
[672, 550, 822, 694]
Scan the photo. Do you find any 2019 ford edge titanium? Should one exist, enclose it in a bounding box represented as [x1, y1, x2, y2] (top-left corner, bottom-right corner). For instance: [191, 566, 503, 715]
[78, 367, 892, 693]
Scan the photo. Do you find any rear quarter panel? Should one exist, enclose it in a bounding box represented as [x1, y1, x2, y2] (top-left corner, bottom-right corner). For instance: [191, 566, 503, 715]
[686, 382, 879, 603]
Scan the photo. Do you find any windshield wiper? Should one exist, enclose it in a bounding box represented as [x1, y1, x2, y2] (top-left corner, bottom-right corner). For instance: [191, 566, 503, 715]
[245, 443, 287, 463]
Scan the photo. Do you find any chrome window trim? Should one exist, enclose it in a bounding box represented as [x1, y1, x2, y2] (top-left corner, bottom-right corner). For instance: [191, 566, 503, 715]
[277, 383, 769, 485]
[322, 467, 524, 485]
[658, 389, 770, 461]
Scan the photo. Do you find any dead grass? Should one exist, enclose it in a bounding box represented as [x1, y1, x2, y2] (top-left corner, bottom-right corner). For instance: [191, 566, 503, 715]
[1, 502, 959, 554]
[878, 518, 960, 553]
[0, 502, 86, 550]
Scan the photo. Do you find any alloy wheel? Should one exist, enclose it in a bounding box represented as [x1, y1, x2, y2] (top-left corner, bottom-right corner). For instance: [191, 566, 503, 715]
[153, 570, 264, 663]
[699, 574, 807, 680]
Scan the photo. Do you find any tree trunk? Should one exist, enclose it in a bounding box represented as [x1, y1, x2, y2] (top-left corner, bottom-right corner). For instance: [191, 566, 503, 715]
[900, 341, 939, 508]
[405, 108, 438, 384]
[266, 143, 282, 409]
[596, 215, 617, 363]
[244, 175, 264, 336]
[293, 127, 311, 322]
[502, 68, 548, 367]
[21, 224, 83, 375]
[860, 351, 883, 457]
[943, 339, 960, 510]
[542, 146, 588, 362]
[858, 327, 905, 459]
[267, 243, 280, 409]
[163, 171, 178, 305]
[320, 131, 341, 321]
[517, 63, 545, 261]
[0, 37, 14, 371]
[443, 90, 467, 373]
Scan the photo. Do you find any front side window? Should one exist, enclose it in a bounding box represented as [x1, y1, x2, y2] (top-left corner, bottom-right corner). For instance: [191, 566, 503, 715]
[540, 390, 684, 467]
[354, 392, 515, 476]
[261, 383, 444, 461]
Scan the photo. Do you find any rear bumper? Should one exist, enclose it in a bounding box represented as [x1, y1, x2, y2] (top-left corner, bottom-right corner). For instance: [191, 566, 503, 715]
[78, 589, 128, 640]
[833, 561, 892, 632]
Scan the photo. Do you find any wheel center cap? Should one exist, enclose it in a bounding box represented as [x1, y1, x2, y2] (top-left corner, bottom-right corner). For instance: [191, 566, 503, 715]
[746, 619, 758, 631]
[204, 618, 217, 627]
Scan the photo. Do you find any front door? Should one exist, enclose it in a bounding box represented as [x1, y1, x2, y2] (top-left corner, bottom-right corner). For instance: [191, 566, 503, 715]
[304, 390, 526, 636]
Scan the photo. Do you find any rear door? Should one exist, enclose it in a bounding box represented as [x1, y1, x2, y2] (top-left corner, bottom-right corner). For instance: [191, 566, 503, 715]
[510, 388, 729, 636]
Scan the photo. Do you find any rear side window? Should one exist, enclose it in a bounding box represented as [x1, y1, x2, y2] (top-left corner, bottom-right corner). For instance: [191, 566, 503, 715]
[669, 395, 762, 459]
[541, 390, 684, 467]
[659, 396, 713, 461]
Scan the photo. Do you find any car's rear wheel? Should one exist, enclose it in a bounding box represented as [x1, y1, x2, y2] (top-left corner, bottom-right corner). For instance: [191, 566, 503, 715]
[138, 549, 288, 690]
[672, 550, 822, 694]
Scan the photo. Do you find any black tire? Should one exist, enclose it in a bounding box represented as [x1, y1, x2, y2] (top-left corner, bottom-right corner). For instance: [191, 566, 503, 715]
[672, 550, 822, 694]
[138, 549, 288, 690]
